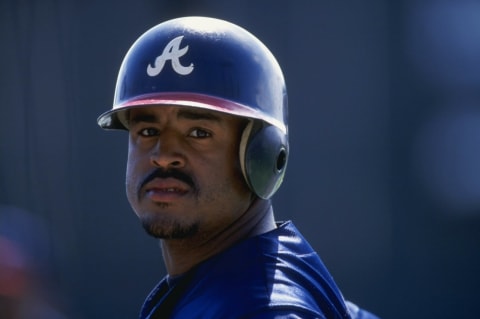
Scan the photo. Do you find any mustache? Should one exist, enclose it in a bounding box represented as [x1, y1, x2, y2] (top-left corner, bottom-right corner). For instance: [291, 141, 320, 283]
[139, 168, 196, 191]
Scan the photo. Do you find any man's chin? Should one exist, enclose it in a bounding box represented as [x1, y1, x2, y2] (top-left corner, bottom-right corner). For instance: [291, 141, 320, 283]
[141, 218, 199, 239]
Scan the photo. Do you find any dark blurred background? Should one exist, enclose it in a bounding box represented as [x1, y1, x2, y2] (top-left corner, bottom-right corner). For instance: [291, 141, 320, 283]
[1, 1, 479, 318]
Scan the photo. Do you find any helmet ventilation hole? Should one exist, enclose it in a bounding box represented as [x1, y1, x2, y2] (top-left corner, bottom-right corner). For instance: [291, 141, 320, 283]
[276, 149, 287, 172]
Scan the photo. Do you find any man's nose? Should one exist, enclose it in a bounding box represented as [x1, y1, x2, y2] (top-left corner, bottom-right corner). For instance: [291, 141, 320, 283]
[150, 133, 185, 169]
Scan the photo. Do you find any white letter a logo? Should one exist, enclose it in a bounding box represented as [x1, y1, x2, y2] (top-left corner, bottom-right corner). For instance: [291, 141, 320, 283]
[147, 36, 194, 76]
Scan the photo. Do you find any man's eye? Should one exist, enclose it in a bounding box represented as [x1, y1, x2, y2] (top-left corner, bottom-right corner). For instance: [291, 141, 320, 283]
[139, 128, 159, 137]
[189, 128, 211, 138]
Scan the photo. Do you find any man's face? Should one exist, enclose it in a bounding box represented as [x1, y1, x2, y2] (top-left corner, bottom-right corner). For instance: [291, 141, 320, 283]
[125, 105, 253, 240]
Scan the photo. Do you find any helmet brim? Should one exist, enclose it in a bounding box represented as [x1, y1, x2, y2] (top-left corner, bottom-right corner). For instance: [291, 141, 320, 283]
[97, 92, 287, 133]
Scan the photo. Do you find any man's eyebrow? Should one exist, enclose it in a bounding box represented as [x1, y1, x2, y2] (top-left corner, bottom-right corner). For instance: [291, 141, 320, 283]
[126, 108, 222, 126]
[177, 109, 222, 122]
[127, 111, 157, 125]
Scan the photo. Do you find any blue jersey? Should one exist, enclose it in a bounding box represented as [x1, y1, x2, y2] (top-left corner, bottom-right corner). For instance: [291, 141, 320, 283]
[140, 221, 379, 319]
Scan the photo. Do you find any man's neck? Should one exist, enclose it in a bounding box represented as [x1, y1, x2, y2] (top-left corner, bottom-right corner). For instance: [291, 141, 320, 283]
[160, 199, 276, 276]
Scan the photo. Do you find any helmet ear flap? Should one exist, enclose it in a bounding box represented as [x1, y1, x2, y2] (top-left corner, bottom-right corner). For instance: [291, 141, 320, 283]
[239, 121, 289, 199]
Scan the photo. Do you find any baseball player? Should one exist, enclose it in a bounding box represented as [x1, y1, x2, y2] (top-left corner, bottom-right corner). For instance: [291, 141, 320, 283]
[97, 16, 380, 319]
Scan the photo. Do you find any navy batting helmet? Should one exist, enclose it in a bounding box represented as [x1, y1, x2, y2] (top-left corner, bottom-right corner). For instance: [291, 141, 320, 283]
[97, 16, 288, 199]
